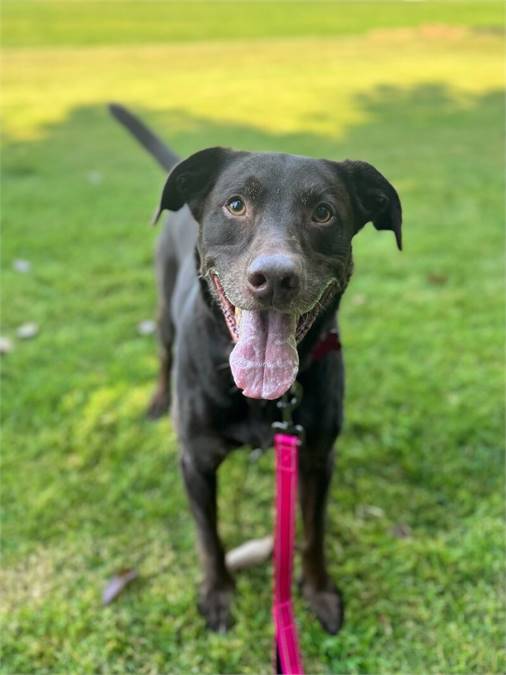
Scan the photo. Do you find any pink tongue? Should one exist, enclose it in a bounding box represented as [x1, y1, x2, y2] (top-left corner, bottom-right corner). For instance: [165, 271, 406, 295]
[229, 310, 298, 400]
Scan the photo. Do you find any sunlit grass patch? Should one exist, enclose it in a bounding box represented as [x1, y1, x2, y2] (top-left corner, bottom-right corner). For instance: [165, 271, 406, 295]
[2, 0, 503, 48]
[2, 30, 504, 140]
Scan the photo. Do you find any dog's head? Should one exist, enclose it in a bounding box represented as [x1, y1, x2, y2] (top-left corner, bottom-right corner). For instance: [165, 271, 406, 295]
[156, 149, 402, 400]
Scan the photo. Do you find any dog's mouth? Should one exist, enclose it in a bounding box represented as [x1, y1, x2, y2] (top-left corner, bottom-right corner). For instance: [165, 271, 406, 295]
[210, 272, 336, 400]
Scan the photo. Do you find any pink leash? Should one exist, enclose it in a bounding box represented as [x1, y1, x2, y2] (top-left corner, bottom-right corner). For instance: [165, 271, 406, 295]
[269, 334, 341, 672]
[273, 431, 304, 674]
[272, 383, 305, 674]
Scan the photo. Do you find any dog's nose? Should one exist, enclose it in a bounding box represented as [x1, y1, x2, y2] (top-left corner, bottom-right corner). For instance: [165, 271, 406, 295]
[247, 254, 301, 305]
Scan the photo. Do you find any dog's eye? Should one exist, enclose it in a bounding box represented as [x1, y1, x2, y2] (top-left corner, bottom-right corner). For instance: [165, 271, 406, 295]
[225, 196, 246, 216]
[312, 203, 334, 224]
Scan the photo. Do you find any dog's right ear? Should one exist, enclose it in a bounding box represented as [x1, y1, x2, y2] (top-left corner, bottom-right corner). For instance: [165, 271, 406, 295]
[153, 147, 232, 223]
[337, 160, 403, 251]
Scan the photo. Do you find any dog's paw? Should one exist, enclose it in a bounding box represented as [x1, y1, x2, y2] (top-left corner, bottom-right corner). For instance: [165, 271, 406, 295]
[146, 388, 171, 420]
[300, 578, 344, 635]
[198, 586, 234, 633]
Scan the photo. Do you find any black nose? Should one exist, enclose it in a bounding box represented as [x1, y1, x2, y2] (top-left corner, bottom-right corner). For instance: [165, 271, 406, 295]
[247, 254, 301, 305]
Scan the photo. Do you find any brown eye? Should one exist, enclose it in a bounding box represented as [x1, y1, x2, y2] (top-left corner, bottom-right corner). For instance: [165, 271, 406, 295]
[312, 203, 333, 223]
[225, 196, 246, 216]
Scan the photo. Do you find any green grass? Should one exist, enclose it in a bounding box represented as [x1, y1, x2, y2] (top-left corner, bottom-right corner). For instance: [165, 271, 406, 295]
[1, 2, 504, 674]
[2, 1, 503, 48]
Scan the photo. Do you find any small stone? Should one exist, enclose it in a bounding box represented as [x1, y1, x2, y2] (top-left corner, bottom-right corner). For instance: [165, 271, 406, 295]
[0, 337, 13, 354]
[225, 536, 273, 572]
[137, 320, 156, 336]
[351, 293, 366, 306]
[13, 259, 31, 273]
[87, 170, 103, 185]
[357, 504, 385, 519]
[16, 322, 39, 339]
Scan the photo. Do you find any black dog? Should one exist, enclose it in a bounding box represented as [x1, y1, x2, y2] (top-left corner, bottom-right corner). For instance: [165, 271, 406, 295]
[110, 104, 402, 634]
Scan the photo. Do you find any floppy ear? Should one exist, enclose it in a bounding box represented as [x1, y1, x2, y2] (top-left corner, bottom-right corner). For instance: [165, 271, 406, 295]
[338, 160, 403, 250]
[153, 147, 232, 223]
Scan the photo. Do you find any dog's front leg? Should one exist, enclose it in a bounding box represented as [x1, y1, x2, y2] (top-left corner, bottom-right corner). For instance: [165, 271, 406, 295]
[298, 450, 344, 635]
[181, 449, 234, 632]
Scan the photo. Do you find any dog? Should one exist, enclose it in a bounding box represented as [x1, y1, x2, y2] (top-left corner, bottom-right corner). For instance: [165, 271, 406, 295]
[110, 104, 402, 634]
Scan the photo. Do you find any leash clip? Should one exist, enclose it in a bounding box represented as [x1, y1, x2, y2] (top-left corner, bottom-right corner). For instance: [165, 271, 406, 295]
[272, 382, 305, 441]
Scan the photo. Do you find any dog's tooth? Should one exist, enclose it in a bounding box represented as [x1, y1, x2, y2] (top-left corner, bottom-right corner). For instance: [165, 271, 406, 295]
[235, 307, 242, 327]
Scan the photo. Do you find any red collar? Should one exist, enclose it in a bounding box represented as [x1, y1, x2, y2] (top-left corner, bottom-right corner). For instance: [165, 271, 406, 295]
[310, 329, 342, 362]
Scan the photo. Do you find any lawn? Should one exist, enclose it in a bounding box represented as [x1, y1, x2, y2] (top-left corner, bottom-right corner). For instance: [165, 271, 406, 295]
[1, 2, 504, 674]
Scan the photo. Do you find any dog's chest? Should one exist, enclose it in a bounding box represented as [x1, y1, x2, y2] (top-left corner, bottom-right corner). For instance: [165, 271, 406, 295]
[221, 398, 278, 450]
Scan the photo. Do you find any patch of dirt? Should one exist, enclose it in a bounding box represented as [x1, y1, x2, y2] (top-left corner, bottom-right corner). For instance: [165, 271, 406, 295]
[368, 24, 470, 43]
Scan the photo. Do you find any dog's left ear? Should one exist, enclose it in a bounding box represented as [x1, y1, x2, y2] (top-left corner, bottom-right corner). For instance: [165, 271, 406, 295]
[337, 160, 402, 251]
[153, 147, 237, 223]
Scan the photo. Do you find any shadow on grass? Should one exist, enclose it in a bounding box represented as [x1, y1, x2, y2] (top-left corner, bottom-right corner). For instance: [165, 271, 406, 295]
[3, 83, 504, 172]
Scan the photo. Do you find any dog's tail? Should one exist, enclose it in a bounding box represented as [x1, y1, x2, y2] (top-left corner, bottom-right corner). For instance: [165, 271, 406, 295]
[108, 103, 180, 172]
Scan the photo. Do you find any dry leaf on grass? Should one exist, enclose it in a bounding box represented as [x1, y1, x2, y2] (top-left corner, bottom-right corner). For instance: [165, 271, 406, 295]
[391, 523, 412, 539]
[426, 273, 448, 286]
[102, 568, 138, 605]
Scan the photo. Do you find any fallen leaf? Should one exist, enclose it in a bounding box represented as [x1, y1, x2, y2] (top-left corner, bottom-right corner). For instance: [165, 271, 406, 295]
[379, 613, 393, 636]
[392, 523, 412, 539]
[16, 323, 39, 339]
[102, 568, 138, 605]
[426, 273, 448, 286]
